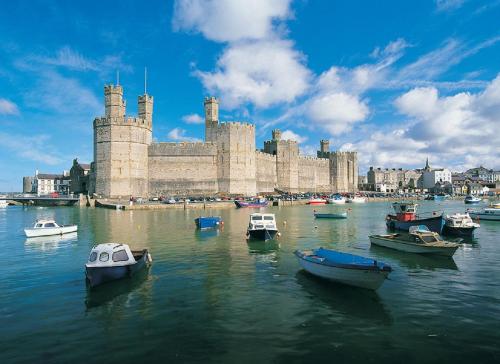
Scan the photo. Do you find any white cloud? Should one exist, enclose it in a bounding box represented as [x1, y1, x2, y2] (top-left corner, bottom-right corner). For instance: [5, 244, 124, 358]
[167, 127, 202, 142]
[281, 129, 307, 143]
[173, 0, 291, 42]
[435, 0, 465, 12]
[0, 98, 19, 115]
[40, 46, 98, 71]
[307, 92, 369, 135]
[195, 40, 311, 108]
[182, 113, 204, 124]
[0, 132, 62, 165]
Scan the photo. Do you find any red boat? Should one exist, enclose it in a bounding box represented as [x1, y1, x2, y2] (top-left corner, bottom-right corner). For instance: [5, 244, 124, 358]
[307, 198, 327, 205]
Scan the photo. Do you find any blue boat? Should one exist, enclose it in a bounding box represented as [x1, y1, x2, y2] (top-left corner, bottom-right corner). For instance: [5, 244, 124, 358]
[294, 248, 392, 290]
[195, 216, 222, 229]
[235, 197, 268, 208]
[314, 212, 347, 219]
[385, 202, 444, 233]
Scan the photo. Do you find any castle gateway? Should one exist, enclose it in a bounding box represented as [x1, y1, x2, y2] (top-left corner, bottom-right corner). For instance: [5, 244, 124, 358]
[91, 84, 358, 198]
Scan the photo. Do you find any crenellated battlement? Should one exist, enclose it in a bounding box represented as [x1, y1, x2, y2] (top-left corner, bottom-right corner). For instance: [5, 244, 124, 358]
[217, 121, 254, 130]
[255, 150, 277, 161]
[93, 116, 152, 130]
[149, 142, 217, 156]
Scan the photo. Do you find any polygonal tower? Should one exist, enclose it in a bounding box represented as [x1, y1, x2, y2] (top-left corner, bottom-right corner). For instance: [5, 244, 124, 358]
[204, 96, 219, 142]
[93, 84, 153, 198]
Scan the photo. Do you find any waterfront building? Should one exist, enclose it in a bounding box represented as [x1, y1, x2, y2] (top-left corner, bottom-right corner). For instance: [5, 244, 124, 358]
[367, 167, 422, 192]
[464, 166, 500, 183]
[32, 170, 70, 196]
[90, 84, 358, 198]
[69, 159, 90, 194]
[421, 159, 451, 190]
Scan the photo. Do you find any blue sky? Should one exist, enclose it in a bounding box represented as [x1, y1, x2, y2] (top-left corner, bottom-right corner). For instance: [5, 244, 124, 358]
[1, 0, 499, 191]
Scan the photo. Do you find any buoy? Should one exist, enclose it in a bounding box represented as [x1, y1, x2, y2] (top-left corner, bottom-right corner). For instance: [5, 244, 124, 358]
[314, 226, 318, 229]
[283, 220, 287, 225]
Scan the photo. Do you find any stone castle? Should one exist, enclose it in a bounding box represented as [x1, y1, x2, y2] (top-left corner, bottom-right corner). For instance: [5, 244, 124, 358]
[90, 84, 358, 198]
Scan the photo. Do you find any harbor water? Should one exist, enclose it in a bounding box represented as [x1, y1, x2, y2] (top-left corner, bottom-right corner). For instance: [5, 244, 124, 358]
[1, 200, 499, 363]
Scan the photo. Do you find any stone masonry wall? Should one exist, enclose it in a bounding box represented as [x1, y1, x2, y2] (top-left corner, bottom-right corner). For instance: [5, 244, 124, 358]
[255, 151, 277, 193]
[298, 156, 331, 193]
[148, 142, 218, 196]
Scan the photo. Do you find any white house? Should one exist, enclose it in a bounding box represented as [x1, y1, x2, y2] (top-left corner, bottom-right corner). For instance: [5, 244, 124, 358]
[422, 168, 452, 189]
[33, 170, 70, 196]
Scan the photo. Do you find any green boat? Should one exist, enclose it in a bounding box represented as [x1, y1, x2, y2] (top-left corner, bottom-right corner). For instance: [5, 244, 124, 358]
[314, 212, 347, 219]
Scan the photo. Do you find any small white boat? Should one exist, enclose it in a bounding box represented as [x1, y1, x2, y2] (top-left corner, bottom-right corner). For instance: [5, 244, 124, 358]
[0, 200, 8, 208]
[369, 226, 459, 256]
[328, 195, 346, 204]
[24, 219, 78, 238]
[295, 248, 392, 290]
[247, 213, 279, 241]
[347, 196, 366, 203]
[464, 195, 481, 204]
[468, 207, 500, 221]
[442, 213, 480, 237]
[85, 243, 152, 287]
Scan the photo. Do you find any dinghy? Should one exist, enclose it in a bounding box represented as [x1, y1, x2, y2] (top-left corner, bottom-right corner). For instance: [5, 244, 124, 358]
[314, 212, 347, 219]
[195, 216, 223, 229]
[294, 248, 392, 290]
[85, 243, 152, 287]
[328, 194, 346, 204]
[24, 219, 78, 238]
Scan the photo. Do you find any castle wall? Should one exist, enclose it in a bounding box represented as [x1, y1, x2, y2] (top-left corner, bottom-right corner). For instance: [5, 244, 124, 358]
[330, 152, 358, 193]
[148, 142, 218, 196]
[298, 156, 331, 193]
[255, 151, 277, 193]
[94, 117, 151, 198]
[214, 122, 256, 196]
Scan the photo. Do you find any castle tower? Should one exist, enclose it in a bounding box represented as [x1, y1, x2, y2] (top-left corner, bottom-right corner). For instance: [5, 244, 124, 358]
[320, 140, 330, 153]
[329, 151, 358, 193]
[105, 85, 126, 118]
[138, 94, 153, 126]
[204, 96, 219, 142]
[94, 85, 152, 198]
[272, 129, 282, 141]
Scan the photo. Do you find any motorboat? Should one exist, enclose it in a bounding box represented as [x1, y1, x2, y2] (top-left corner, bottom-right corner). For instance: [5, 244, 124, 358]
[425, 193, 448, 201]
[195, 216, 223, 229]
[246, 213, 279, 241]
[85, 243, 152, 288]
[468, 206, 500, 221]
[346, 196, 366, 203]
[442, 213, 480, 237]
[294, 248, 392, 290]
[307, 198, 327, 205]
[314, 212, 347, 219]
[24, 219, 78, 238]
[369, 225, 459, 256]
[328, 194, 346, 204]
[464, 195, 482, 204]
[235, 197, 268, 208]
[386, 202, 444, 233]
[0, 200, 8, 208]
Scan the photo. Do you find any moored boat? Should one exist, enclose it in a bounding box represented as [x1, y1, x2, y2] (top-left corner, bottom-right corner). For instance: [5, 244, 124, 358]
[464, 195, 482, 204]
[307, 198, 327, 205]
[386, 201, 444, 233]
[294, 248, 392, 290]
[0, 199, 8, 208]
[235, 197, 268, 208]
[346, 195, 366, 203]
[328, 194, 346, 204]
[24, 219, 78, 238]
[467, 206, 500, 221]
[85, 243, 152, 287]
[442, 213, 480, 237]
[195, 216, 223, 229]
[314, 212, 347, 219]
[246, 213, 279, 241]
[369, 226, 459, 256]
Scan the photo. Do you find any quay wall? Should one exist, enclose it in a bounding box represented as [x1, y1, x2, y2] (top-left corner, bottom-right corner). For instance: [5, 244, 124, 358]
[148, 142, 218, 196]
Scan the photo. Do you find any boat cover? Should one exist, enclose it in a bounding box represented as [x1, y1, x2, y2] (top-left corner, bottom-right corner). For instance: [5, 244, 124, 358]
[311, 248, 392, 271]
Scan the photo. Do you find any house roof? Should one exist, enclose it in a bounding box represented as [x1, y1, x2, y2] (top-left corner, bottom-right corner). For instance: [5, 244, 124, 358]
[37, 173, 64, 179]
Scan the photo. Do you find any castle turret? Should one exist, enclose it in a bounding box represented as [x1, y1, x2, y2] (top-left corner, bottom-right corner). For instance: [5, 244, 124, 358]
[204, 96, 219, 142]
[272, 129, 282, 141]
[320, 140, 330, 153]
[105, 85, 126, 118]
[138, 94, 153, 126]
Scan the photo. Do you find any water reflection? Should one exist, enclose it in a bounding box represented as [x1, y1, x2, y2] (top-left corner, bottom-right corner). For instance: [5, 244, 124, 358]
[85, 267, 152, 309]
[295, 270, 392, 323]
[194, 228, 221, 241]
[247, 239, 280, 254]
[24, 232, 78, 251]
[370, 245, 458, 270]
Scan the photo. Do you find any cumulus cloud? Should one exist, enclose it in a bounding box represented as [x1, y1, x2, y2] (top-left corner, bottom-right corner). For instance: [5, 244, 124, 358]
[195, 40, 311, 108]
[435, 0, 465, 12]
[281, 129, 307, 143]
[0, 98, 19, 115]
[182, 113, 204, 124]
[167, 127, 202, 142]
[173, 0, 291, 42]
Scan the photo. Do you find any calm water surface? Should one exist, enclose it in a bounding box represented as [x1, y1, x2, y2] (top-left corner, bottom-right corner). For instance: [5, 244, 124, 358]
[1, 201, 499, 363]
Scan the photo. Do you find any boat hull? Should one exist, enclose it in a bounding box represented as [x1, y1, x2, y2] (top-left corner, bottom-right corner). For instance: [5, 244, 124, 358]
[195, 217, 222, 229]
[468, 212, 500, 221]
[85, 250, 151, 288]
[442, 225, 477, 237]
[369, 236, 458, 256]
[247, 228, 278, 241]
[314, 213, 347, 219]
[24, 225, 78, 238]
[295, 255, 389, 290]
[464, 200, 481, 204]
[328, 199, 345, 205]
[235, 201, 268, 208]
[386, 215, 444, 233]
